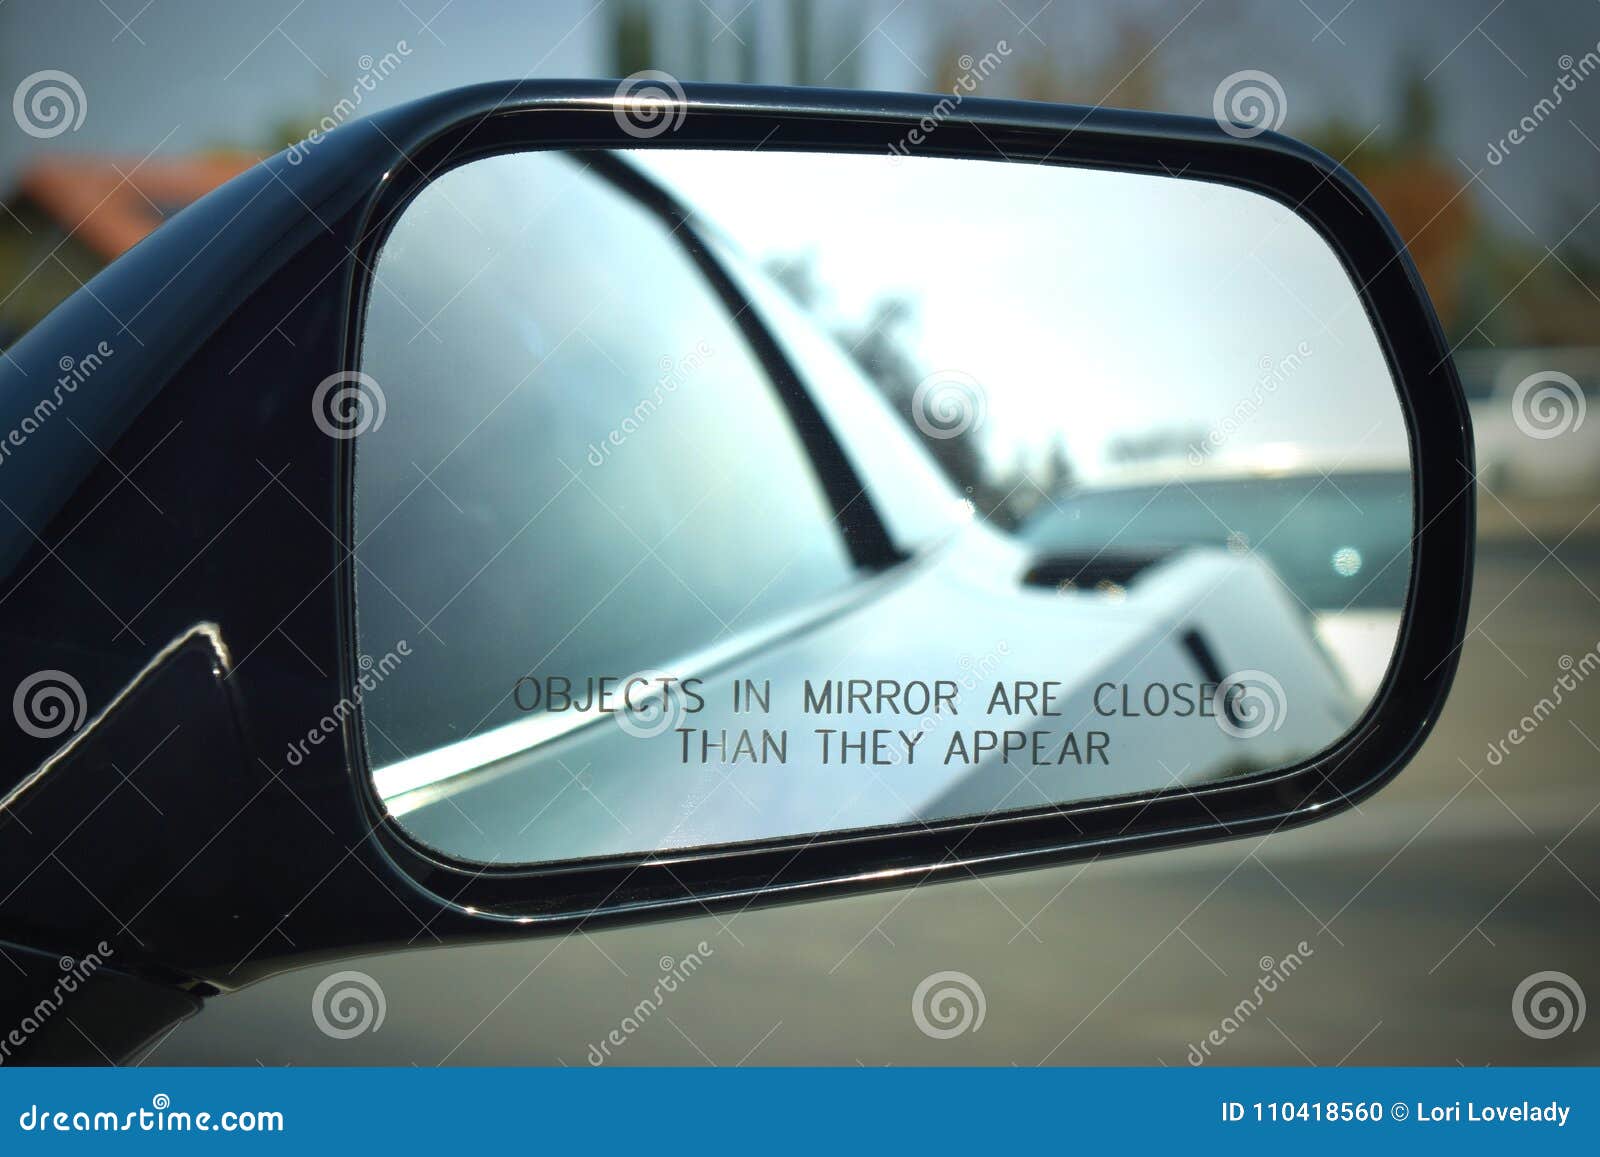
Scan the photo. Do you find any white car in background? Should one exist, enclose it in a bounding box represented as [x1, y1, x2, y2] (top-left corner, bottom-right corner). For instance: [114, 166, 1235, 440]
[1020, 453, 1411, 702]
[1457, 347, 1600, 496]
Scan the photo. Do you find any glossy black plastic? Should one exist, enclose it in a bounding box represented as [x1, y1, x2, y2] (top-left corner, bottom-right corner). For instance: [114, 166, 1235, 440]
[0, 81, 1474, 995]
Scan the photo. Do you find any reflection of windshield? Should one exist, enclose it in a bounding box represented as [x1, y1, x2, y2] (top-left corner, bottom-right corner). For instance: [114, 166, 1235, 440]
[1021, 471, 1411, 610]
[701, 231, 965, 552]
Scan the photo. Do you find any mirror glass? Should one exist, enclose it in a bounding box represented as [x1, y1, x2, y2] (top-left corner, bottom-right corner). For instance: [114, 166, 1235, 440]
[352, 147, 1412, 865]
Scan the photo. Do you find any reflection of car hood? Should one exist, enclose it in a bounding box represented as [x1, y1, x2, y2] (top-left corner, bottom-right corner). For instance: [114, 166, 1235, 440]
[384, 529, 1357, 865]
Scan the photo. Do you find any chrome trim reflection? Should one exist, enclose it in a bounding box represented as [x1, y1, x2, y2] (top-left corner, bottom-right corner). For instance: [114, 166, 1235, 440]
[0, 622, 232, 816]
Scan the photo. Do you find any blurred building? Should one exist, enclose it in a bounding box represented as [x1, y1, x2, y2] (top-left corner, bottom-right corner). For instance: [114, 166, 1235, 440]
[0, 153, 256, 343]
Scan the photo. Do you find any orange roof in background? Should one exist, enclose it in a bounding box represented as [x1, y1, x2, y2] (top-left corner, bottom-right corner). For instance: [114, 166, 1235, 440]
[14, 153, 260, 262]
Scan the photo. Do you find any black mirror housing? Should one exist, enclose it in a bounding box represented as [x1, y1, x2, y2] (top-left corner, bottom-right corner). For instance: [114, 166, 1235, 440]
[0, 81, 1473, 989]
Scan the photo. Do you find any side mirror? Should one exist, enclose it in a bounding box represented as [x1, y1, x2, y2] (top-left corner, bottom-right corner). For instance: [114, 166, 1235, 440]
[0, 81, 1472, 994]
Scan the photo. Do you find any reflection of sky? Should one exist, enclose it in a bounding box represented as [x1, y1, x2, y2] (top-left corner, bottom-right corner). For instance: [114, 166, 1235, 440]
[636, 149, 1411, 483]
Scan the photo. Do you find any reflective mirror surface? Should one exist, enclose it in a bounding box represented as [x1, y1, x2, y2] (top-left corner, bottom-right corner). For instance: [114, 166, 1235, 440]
[354, 148, 1412, 865]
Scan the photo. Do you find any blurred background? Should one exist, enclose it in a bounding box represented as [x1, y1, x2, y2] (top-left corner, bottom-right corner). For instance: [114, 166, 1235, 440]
[4, 0, 1598, 1063]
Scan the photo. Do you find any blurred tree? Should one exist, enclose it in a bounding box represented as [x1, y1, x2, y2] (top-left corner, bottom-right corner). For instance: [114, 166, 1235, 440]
[1014, 7, 1170, 110]
[611, 0, 654, 77]
[265, 114, 322, 152]
[1309, 60, 1476, 338]
[763, 253, 1061, 530]
[1311, 59, 1598, 347]
[1041, 435, 1077, 497]
[763, 250, 823, 310]
[1107, 427, 1208, 465]
[605, 0, 858, 88]
[686, 2, 708, 80]
[820, 10, 861, 91]
[736, 6, 759, 83]
[1394, 62, 1439, 153]
[840, 295, 1022, 525]
[789, 0, 814, 84]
